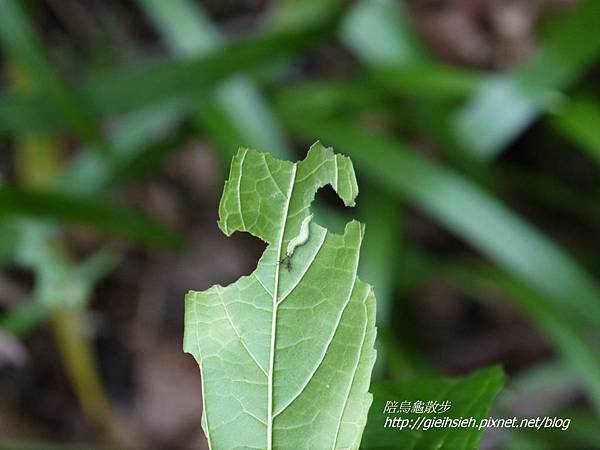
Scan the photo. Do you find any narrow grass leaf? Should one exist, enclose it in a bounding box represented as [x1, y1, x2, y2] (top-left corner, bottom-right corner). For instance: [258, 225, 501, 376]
[0, 0, 104, 150]
[453, 0, 600, 160]
[137, 0, 290, 157]
[340, 0, 424, 65]
[0, 13, 337, 136]
[552, 96, 600, 165]
[0, 185, 185, 249]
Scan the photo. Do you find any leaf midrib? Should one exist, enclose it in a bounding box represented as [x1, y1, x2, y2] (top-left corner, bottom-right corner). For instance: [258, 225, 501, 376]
[267, 162, 298, 450]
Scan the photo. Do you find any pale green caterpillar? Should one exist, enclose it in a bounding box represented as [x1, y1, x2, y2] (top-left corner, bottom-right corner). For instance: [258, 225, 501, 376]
[286, 214, 313, 257]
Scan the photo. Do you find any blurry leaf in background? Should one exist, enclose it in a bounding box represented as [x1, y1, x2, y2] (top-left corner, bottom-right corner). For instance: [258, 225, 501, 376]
[60, 103, 184, 193]
[137, 0, 290, 159]
[358, 190, 403, 377]
[79, 13, 337, 119]
[489, 272, 600, 417]
[0, 299, 48, 337]
[0, 225, 117, 336]
[340, 0, 425, 66]
[453, 0, 600, 161]
[503, 166, 600, 229]
[0, 223, 19, 267]
[435, 261, 600, 418]
[0, 11, 337, 136]
[369, 63, 483, 102]
[0, 0, 106, 155]
[362, 366, 504, 450]
[0, 185, 185, 249]
[358, 189, 399, 329]
[552, 96, 600, 166]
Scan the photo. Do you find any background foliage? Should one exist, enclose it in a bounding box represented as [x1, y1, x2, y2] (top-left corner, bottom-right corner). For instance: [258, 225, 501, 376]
[0, 0, 599, 449]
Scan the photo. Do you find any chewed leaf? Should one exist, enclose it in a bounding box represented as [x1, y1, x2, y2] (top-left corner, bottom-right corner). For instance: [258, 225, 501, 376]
[184, 143, 375, 449]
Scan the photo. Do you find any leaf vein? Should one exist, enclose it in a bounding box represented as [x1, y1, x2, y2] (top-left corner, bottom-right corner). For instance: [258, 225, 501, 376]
[273, 275, 358, 418]
[216, 286, 268, 377]
[332, 287, 370, 449]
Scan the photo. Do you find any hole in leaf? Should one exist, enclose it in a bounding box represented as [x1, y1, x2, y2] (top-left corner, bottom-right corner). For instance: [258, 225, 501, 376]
[312, 184, 354, 235]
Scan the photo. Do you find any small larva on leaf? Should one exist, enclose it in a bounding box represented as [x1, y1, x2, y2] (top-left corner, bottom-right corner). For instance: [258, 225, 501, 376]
[286, 214, 313, 258]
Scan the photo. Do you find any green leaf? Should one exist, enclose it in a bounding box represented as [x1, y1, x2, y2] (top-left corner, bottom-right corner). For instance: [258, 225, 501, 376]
[369, 63, 483, 101]
[184, 144, 377, 449]
[0, 222, 19, 266]
[137, 0, 290, 157]
[425, 257, 600, 418]
[552, 96, 600, 165]
[0, 0, 106, 152]
[362, 367, 504, 450]
[479, 270, 600, 417]
[358, 188, 399, 330]
[0, 185, 185, 249]
[453, 0, 600, 160]
[1, 224, 119, 336]
[82, 16, 331, 117]
[340, 0, 424, 66]
[0, 12, 336, 136]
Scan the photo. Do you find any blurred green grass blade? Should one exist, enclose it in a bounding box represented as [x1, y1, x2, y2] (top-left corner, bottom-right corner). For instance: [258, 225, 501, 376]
[358, 188, 399, 329]
[370, 63, 484, 101]
[0, 13, 336, 136]
[453, 74, 559, 162]
[376, 328, 433, 380]
[499, 362, 577, 415]
[0, 222, 19, 266]
[504, 165, 600, 226]
[552, 96, 600, 165]
[558, 409, 600, 447]
[279, 113, 600, 329]
[358, 187, 401, 376]
[0, 0, 104, 151]
[475, 269, 600, 417]
[340, 0, 424, 65]
[83, 15, 336, 117]
[0, 92, 60, 134]
[138, 0, 290, 157]
[60, 103, 184, 193]
[339, 0, 489, 173]
[102, 124, 191, 187]
[0, 185, 185, 249]
[362, 366, 504, 449]
[1, 245, 118, 336]
[414, 255, 600, 418]
[0, 298, 47, 336]
[340, 0, 470, 101]
[275, 79, 386, 120]
[505, 362, 576, 396]
[453, 0, 600, 160]
[211, 76, 290, 156]
[269, 0, 345, 28]
[136, 0, 219, 56]
[193, 103, 247, 160]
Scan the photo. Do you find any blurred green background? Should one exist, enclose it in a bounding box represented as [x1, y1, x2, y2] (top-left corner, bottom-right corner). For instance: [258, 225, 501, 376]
[0, 0, 599, 448]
